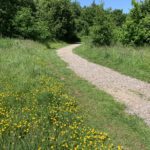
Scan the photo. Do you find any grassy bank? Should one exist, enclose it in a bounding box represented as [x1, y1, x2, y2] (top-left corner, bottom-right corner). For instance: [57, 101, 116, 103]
[0, 38, 150, 150]
[74, 44, 150, 83]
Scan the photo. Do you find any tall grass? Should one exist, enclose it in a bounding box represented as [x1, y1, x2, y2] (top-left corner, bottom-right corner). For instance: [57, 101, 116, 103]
[75, 44, 150, 82]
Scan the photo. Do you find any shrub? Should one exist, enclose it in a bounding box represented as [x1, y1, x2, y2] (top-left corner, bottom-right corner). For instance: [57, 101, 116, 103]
[121, 15, 150, 46]
[90, 10, 114, 46]
[88, 4, 115, 46]
[13, 7, 50, 40]
[113, 27, 123, 43]
[121, 0, 150, 46]
[139, 15, 150, 44]
[13, 7, 35, 38]
[32, 19, 50, 41]
[90, 24, 113, 46]
[0, 0, 18, 36]
[40, 0, 78, 42]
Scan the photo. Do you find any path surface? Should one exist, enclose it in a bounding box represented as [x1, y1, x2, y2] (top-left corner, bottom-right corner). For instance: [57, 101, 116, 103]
[57, 44, 150, 126]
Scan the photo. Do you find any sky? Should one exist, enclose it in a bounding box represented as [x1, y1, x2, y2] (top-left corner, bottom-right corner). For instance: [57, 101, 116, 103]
[77, 0, 133, 13]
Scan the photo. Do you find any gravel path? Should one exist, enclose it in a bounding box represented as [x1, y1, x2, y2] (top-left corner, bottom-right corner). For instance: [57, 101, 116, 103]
[57, 44, 150, 126]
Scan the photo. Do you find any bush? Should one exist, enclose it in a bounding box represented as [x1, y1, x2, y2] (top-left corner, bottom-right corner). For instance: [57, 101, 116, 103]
[90, 24, 113, 46]
[0, 0, 36, 37]
[121, 15, 150, 46]
[13, 7, 50, 40]
[90, 10, 114, 46]
[88, 4, 115, 46]
[113, 27, 123, 43]
[139, 15, 150, 44]
[32, 19, 50, 41]
[1, 0, 79, 42]
[0, 0, 18, 36]
[40, 0, 79, 42]
[121, 0, 150, 46]
[13, 7, 35, 38]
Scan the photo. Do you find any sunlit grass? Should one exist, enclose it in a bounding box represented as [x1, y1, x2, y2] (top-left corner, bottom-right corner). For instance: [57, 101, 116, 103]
[75, 43, 150, 82]
[0, 38, 120, 149]
[1, 38, 150, 150]
[48, 42, 150, 150]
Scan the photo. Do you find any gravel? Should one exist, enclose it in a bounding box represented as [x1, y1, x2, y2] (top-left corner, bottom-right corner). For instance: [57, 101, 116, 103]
[57, 44, 150, 126]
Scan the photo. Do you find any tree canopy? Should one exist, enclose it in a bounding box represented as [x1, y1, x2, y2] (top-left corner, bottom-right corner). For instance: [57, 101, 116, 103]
[0, 0, 149, 45]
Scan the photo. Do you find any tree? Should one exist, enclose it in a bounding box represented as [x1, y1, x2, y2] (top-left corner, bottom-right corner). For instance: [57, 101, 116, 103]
[78, 3, 104, 36]
[111, 9, 126, 27]
[13, 7, 34, 38]
[121, 0, 150, 46]
[39, 0, 78, 42]
[90, 5, 114, 46]
[0, 0, 18, 36]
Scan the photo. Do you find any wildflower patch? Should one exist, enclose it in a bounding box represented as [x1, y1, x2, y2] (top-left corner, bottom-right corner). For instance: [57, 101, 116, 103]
[0, 76, 122, 150]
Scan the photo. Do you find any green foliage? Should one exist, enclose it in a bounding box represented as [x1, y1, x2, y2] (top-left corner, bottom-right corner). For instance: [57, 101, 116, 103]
[0, 0, 149, 45]
[70, 1, 84, 36]
[33, 19, 50, 41]
[39, 0, 79, 42]
[0, 0, 18, 36]
[90, 7, 114, 46]
[140, 0, 150, 14]
[110, 9, 127, 27]
[0, 0, 79, 42]
[140, 15, 150, 44]
[13, 5, 50, 40]
[13, 7, 34, 38]
[90, 24, 113, 46]
[102, 9, 127, 44]
[78, 4, 104, 36]
[121, 0, 150, 46]
[0, 0, 36, 36]
[79, 7, 95, 35]
[113, 27, 123, 43]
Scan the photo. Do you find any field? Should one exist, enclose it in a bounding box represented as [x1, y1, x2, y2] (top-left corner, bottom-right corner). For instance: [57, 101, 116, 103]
[1, 38, 150, 149]
[75, 43, 150, 82]
[1, 0, 150, 149]
[0, 38, 118, 149]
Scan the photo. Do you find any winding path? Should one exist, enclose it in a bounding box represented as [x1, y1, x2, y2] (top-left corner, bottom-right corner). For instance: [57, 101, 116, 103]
[57, 44, 150, 126]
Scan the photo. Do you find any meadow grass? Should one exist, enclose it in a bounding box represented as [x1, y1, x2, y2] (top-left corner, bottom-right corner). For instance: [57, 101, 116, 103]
[74, 43, 150, 83]
[0, 38, 150, 150]
[0, 38, 119, 150]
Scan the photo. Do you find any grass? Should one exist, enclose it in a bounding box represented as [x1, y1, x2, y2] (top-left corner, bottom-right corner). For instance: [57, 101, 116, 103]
[0, 38, 150, 149]
[74, 43, 150, 83]
[0, 38, 117, 149]
[45, 41, 150, 150]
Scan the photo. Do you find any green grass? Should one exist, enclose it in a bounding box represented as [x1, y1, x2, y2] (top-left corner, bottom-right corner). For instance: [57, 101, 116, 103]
[0, 38, 118, 150]
[74, 43, 150, 83]
[46, 42, 150, 150]
[0, 38, 150, 150]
